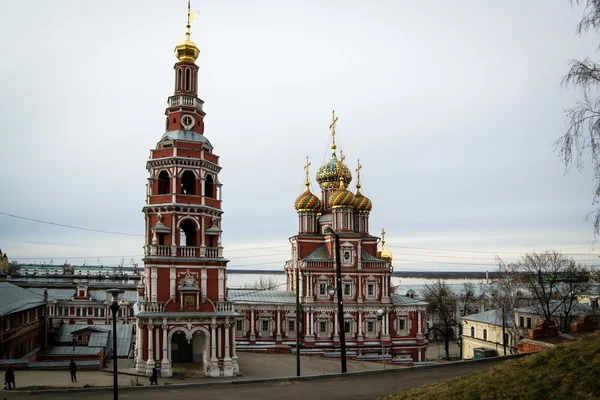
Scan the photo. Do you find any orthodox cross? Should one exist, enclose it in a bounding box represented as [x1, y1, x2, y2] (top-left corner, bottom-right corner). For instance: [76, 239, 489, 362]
[356, 159, 362, 191]
[330, 110, 339, 150]
[381, 228, 386, 244]
[304, 156, 311, 186]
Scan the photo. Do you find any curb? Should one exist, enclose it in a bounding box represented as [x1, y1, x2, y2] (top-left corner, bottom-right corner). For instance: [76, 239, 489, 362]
[19, 353, 531, 396]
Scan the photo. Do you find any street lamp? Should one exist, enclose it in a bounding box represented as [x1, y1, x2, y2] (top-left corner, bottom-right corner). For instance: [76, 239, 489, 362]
[376, 309, 385, 369]
[323, 225, 347, 373]
[107, 288, 124, 400]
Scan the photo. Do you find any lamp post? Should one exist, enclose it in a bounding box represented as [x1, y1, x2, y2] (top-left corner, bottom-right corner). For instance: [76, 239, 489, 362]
[323, 225, 347, 373]
[295, 263, 301, 377]
[376, 309, 385, 369]
[107, 289, 124, 400]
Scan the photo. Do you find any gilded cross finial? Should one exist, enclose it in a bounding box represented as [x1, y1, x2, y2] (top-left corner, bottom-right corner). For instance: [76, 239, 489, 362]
[304, 156, 311, 189]
[356, 159, 362, 192]
[381, 228, 386, 245]
[329, 110, 339, 152]
[186, 0, 200, 36]
[340, 150, 345, 163]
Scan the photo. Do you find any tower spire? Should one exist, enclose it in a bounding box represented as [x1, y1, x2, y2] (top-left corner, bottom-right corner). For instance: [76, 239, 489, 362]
[175, 1, 200, 63]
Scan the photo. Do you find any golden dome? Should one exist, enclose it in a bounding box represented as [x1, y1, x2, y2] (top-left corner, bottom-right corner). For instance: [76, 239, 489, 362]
[378, 229, 393, 262]
[175, 28, 200, 63]
[175, 2, 200, 63]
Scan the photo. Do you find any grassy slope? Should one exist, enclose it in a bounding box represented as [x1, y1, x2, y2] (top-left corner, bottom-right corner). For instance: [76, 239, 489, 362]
[381, 332, 600, 400]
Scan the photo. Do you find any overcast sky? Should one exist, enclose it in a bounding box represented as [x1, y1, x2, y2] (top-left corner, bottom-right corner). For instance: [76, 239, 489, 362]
[1, 0, 599, 272]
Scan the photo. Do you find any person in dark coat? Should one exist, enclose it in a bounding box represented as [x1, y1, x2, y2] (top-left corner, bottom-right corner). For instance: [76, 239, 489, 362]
[69, 360, 77, 382]
[150, 366, 158, 385]
[4, 365, 15, 389]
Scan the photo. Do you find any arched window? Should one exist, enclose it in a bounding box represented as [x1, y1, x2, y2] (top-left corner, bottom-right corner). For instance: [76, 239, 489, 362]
[179, 219, 196, 247]
[483, 329, 487, 341]
[158, 171, 170, 195]
[185, 68, 191, 91]
[194, 71, 198, 93]
[204, 175, 215, 198]
[181, 170, 196, 195]
[177, 68, 182, 91]
[470, 326, 475, 338]
[504, 333, 509, 346]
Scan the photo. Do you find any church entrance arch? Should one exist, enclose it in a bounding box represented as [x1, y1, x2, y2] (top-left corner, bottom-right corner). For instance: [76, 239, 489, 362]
[169, 327, 210, 369]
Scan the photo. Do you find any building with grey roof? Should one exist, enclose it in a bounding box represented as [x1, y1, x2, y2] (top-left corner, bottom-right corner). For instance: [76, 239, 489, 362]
[0, 282, 46, 360]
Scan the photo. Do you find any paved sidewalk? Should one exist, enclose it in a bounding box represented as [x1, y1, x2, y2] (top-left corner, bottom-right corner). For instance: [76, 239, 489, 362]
[1, 352, 400, 391]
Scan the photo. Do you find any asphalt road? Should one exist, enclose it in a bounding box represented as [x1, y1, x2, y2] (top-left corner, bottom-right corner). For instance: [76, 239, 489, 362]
[3, 360, 506, 400]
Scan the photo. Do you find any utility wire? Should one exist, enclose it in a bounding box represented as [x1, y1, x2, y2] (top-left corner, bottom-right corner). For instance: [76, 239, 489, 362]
[0, 212, 143, 237]
[387, 244, 598, 257]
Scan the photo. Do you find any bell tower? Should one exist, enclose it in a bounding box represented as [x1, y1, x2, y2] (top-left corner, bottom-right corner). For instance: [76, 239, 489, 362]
[135, 1, 239, 378]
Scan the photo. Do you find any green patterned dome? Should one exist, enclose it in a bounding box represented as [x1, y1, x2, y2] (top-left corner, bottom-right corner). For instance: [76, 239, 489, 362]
[294, 187, 322, 213]
[329, 180, 355, 209]
[316, 153, 352, 188]
[353, 191, 372, 213]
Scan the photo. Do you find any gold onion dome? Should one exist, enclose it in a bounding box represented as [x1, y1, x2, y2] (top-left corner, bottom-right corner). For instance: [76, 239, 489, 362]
[175, 2, 200, 63]
[294, 184, 322, 213]
[329, 178, 355, 209]
[378, 229, 393, 262]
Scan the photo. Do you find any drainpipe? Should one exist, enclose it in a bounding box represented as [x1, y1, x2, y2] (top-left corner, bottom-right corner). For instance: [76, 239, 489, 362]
[43, 289, 49, 349]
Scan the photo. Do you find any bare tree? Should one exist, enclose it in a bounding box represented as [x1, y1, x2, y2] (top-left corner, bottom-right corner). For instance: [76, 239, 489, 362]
[503, 251, 591, 333]
[491, 258, 530, 353]
[243, 276, 280, 291]
[423, 280, 457, 360]
[558, 0, 600, 236]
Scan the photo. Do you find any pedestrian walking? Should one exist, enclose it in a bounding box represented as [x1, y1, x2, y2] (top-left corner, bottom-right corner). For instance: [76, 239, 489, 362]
[4, 365, 15, 389]
[69, 359, 77, 382]
[149, 366, 158, 385]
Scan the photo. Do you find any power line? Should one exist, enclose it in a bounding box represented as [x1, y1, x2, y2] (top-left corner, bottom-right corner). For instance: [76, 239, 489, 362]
[0, 212, 143, 237]
[387, 244, 598, 257]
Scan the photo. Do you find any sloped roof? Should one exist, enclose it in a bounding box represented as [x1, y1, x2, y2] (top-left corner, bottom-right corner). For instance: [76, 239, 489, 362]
[56, 324, 133, 357]
[38, 346, 103, 356]
[460, 309, 515, 328]
[0, 282, 45, 316]
[516, 301, 593, 317]
[228, 289, 296, 305]
[361, 250, 387, 263]
[390, 292, 427, 307]
[301, 244, 332, 262]
[28, 288, 137, 303]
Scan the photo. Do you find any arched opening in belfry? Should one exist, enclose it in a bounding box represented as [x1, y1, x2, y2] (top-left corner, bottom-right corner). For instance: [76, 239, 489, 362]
[170, 330, 208, 371]
[179, 220, 197, 247]
[158, 171, 170, 195]
[181, 171, 196, 195]
[177, 68, 182, 91]
[204, 175, 215, 198]
[185, 68, 191, 91]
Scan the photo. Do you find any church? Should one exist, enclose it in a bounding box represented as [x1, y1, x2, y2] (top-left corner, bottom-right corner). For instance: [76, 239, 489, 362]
[134, 3, 427, 378]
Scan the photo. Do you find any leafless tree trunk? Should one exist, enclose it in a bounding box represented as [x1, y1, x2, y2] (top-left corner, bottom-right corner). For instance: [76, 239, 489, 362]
[558, 1, 600, 237]
[424, 280, 457, 359]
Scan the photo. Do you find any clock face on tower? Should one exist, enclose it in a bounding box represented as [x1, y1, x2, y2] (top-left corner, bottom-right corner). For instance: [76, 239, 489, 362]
[181, 115, 195, 130]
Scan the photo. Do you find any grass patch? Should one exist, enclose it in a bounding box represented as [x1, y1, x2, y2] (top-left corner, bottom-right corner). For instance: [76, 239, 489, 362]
[381, 331, 600, 400]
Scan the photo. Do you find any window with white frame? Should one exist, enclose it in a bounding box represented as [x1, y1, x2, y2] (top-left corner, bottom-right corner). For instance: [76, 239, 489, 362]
[319, 321, 327, 333]
[367, 321, 374, 333]
[101, 308, 105, 317]
[397, 318, 407, 332]
[236, 319, 243, 332]
[319, 283, 327, 296]
[288, 320, 295, 333]
[367, 283, 374, 297]
[344, 283, 351, 296]
[344, 320, 352, 334]
[483, 329, 487, 341]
